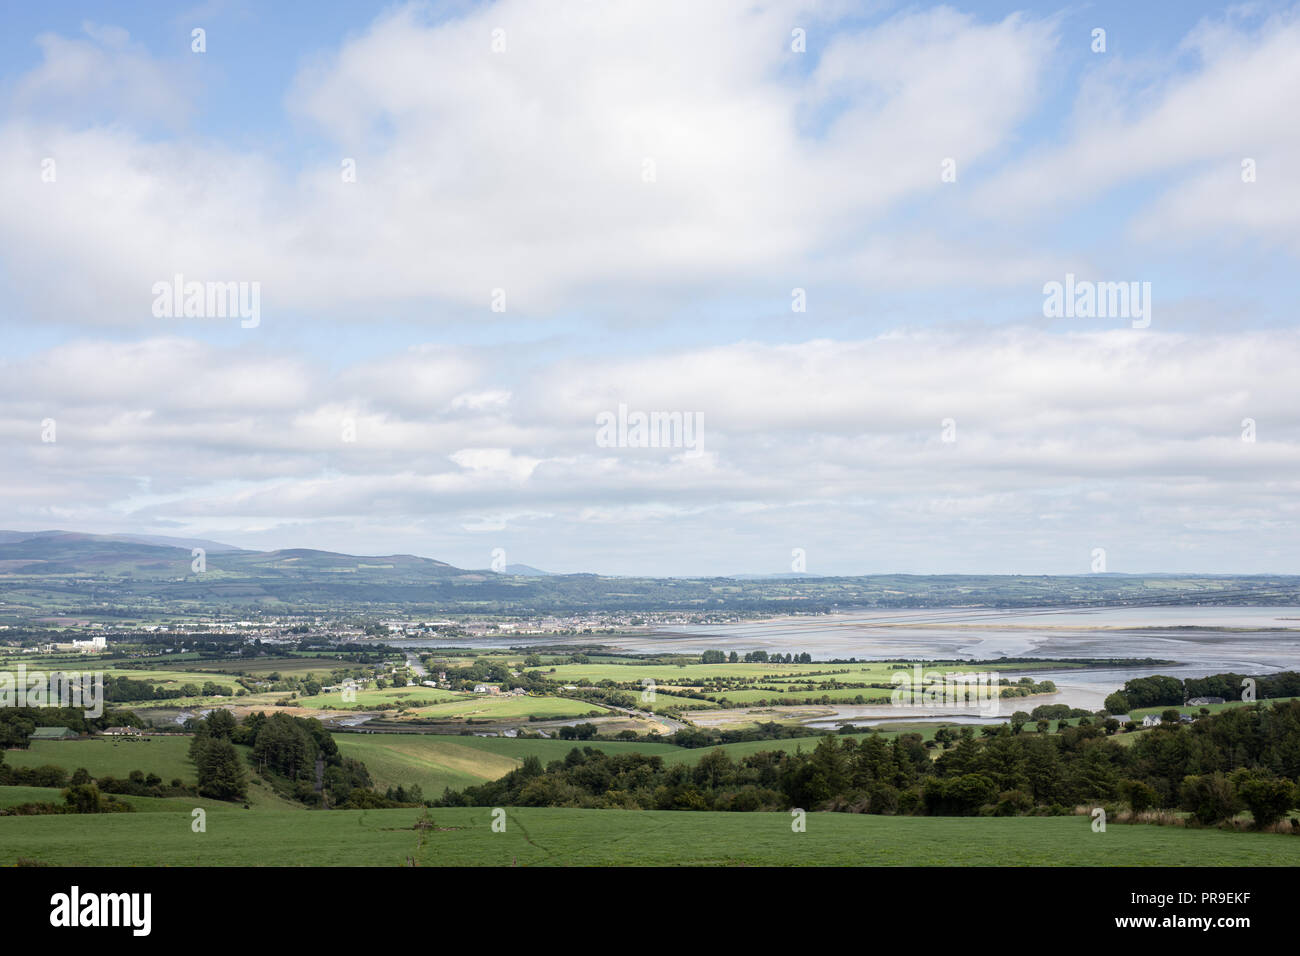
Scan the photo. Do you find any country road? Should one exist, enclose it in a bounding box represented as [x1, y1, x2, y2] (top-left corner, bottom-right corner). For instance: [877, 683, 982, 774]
[404, 651, 427, 677]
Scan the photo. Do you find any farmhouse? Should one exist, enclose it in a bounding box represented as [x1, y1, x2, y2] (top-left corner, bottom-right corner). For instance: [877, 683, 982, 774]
[1187, 696, 1225, 706]
[1141, 714, 1162, 728]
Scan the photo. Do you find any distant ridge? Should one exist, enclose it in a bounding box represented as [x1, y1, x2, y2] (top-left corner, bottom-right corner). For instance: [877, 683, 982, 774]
[0, 530, 1297, 623]
[0, 530, 245, 553]
[504, 564, 557, 576]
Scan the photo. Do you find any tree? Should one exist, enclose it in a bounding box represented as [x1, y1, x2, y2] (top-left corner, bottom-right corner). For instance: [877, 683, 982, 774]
[205, 708, 237, 740]
[194, 737, 249, 801]
[693, 749, 733, 790]
[1103, 691, 1130, 715]
[1237, 776, 1295, 829]
[63, 783, 105, 813]
[1179, 773, 1238, 825]
[1121, 779, 1159, 813]
[1122, 675, 1184, 709]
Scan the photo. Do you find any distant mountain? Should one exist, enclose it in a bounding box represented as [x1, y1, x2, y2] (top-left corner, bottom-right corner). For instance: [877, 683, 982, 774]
[0, 530, 243, 552]
[108, 533, 246, 553]
[729, 572, 812, 580]
[504, 564, 557, 576]
[0, 531, 467, 580]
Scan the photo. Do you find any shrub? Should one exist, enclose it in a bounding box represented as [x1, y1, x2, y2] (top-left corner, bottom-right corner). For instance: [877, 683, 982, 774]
[1237, 777, 1296, 829]
[1180, 773, 1239, 826]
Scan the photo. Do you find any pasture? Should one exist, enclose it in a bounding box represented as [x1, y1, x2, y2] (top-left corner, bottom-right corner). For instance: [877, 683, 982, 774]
[0, 805, 1295, 867]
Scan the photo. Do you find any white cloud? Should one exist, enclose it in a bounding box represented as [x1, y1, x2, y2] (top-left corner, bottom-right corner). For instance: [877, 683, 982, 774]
[2, 328, 1298, 572]
[12, 22, 197, 127]
[0, 1, 1060, 325]
[970, 5, 1300, 248]
[2, 3, 1299, 574]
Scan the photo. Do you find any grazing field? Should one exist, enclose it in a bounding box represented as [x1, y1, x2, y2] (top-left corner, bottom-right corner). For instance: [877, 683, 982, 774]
[636, 691, 719, 711]
[0, 785, 251, 814]
[1128, 697, 1300, 720]
[1, 806, 1295, 867]
[404, 695, 610, 721]
[332, 725, 1053, 793]
[171, 656, 356, 677]
[296, 686, 463, 710]
[336, 733, 701, 794]
[709, 686, 895, 705]
[7, 730, 907, 805]
[336, 735, 526, 795]
[4, 737, 199, 784]
[537, 659, 1076, 685]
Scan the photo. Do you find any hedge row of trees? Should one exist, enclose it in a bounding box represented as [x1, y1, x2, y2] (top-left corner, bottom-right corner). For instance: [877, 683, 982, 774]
[438, 700, 1300, 827]
[0, 706, 130, 748]
[104, 675, 234, 702]
[0, 753, 140, 816]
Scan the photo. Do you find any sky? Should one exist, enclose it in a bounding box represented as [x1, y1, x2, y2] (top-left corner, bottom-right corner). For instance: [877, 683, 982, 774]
[1, 0, 1298, 576]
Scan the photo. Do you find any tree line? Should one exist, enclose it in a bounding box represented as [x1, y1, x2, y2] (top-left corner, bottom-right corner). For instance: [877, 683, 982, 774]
[437, 700, 1300, 828]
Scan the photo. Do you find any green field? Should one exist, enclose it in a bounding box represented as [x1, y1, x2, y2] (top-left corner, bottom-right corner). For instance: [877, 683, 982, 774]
[636, 691, 718, 711]
[5, 737, 199, 784]
[1, 806, 1295, 866]
[170, 656, 358, 677]
[1129, 697, 1300, 720]
[0, 785, 254, 814]
[295, 686, 462, 710]
[336, 733, 703, 794]
[405, 695, 610, 721]
[538, 659, 1078, 685]
[333, 727, 1034, 794]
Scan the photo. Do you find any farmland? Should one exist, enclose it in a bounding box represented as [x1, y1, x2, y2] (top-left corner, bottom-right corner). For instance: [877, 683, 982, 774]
[1, 805, 1296, 867]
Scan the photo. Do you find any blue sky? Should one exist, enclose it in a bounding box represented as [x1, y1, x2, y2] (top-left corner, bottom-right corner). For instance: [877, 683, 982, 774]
[1, 1, 1298, 575]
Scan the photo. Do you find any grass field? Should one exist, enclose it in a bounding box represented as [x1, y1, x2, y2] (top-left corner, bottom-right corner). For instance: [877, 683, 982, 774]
[295, 686, 463, 710]
[537, 659, 1079, 685]
[4, 737, 199, 784]
[8, 730, 878, 810]
[336, 735, 527, 795]
[170, 656, 360, 677]
[636, 691, 719, 711]
[1128, 697, 1300, 720]
[332, 727, 1018, 794]
[0, 785, 253, 814]
[1, 737, 303, 809]
[404, 695, 610, 721]
[1, 806, 1295, 866]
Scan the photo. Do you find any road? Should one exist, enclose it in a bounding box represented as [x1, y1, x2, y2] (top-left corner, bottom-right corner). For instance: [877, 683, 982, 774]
[404, 651, 427, 677]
